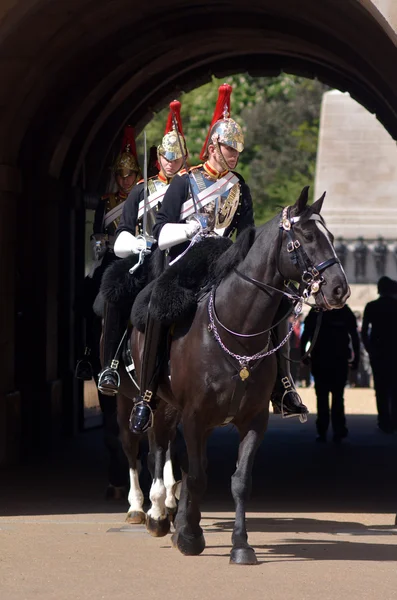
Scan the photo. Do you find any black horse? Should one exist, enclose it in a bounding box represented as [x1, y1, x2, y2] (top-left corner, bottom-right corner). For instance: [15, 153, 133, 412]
[130, 187, 350, 564]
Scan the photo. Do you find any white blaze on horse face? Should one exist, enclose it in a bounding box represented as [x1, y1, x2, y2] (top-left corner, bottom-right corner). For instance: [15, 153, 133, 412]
[128, 468, 144, 513]
[163, 449, 177, 511]
[147, 479, 167, 521]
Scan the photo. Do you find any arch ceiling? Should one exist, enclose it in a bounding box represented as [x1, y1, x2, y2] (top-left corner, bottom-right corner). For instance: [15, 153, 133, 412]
[0, 0, 396, 189]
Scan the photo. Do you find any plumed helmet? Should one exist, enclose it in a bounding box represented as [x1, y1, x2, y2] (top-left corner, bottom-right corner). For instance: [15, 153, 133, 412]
[158, 100, 187, 161]
[113, 125, 141, 178]
[200, 83, 244, 161]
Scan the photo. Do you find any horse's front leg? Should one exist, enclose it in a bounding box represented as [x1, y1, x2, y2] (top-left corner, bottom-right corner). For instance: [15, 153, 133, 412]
[117, 393, 146, 524]
[230, 411, 267, 565]
[172, 418, 207, 556]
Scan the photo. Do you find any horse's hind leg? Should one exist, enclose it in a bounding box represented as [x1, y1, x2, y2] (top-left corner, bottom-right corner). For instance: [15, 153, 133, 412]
[117, 393, 146, 524]
[230, 411, 267, 566]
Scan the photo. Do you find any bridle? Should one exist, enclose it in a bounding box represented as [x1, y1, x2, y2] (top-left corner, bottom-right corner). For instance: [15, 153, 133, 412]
[207, 205, 341, 376]
[234, 206, 340, 304]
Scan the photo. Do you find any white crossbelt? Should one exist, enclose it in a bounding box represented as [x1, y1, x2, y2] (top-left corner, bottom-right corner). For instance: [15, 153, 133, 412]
[103, 201, 125, 229]
[138, 185, 170, 219]
[179, 172, 239, 221]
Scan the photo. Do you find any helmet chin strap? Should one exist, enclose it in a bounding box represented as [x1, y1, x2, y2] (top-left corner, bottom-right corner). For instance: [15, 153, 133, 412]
[214, 141, 239, 172]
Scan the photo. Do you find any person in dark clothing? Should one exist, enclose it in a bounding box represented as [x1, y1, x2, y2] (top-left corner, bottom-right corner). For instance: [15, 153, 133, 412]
[361, 276, 397, 433]
[301, 305, 360, 442]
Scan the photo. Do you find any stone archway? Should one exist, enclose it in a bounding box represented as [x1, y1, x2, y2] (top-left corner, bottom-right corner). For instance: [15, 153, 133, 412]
[1, 0, 397, 464]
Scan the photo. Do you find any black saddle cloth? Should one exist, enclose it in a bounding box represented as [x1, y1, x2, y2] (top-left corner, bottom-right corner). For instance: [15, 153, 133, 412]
[131, 236, 233, 331]
[100, 247, 164, 310]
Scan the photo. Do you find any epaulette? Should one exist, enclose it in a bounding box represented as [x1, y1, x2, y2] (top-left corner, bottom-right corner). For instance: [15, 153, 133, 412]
[100, 192, 116, 201]
[188, 164, 203, 172]
[136, 176, 157, 185]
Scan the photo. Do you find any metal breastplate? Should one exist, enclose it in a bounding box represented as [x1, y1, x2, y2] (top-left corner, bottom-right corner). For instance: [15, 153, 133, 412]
[104, 193, 125, 235]
[191, 169, 241, 232]
[137, 177, 169, 235]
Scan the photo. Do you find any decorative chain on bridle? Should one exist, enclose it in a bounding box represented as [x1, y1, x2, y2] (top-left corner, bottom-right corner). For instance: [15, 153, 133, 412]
[207, 205, 340, 378]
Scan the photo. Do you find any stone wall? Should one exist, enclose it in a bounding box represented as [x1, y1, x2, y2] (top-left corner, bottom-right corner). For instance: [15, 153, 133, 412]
[314, 90, 397, 289]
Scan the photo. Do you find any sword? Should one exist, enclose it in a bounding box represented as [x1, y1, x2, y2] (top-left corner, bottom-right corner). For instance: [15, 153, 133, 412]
[128, 130, 153, 275]
[142, 130, 149, 237]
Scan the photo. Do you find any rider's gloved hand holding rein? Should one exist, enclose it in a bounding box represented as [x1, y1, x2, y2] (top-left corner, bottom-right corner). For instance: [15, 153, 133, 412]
[158, 220, 201, 251]
[114, 230, 149, 258]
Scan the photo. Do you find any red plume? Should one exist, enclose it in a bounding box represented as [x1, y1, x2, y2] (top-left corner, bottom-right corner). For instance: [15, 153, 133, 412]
[121, 125, 139, 162]
[200, 83, 232, 160]
[165, 100, 184, 135]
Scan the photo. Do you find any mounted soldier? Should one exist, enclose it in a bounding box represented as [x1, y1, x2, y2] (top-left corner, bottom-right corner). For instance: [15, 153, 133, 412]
[98, 100, 188, 395]
[128, 83, 309, 435]
[75, 126, 141, 381]
[75, 126, 141, 499]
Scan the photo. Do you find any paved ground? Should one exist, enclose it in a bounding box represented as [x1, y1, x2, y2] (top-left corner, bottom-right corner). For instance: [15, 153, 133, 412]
[1, 388, 397, 600]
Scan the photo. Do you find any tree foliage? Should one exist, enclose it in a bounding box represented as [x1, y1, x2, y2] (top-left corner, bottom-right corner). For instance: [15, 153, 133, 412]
[137, 73, 328, 224]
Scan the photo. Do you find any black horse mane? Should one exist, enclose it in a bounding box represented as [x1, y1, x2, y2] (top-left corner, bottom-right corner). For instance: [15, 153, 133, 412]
[210, 225, 257, 286]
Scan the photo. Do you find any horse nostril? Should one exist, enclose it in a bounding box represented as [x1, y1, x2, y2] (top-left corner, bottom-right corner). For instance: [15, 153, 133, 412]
[333, 285, 343, 299]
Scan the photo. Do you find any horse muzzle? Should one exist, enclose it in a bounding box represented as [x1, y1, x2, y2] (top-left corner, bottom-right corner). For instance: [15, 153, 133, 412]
[316, 281, 351, 310]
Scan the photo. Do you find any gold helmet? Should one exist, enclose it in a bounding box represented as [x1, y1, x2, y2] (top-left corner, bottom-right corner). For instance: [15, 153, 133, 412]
[113, 125, 141, 178]
[200, 84, 244, 161]
[158, 100, 187, 161]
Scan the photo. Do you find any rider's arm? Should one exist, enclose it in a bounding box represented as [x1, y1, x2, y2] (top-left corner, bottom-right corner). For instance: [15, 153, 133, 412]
[224, 175, 255, 239]
[153, 175, 199, 250]
[113, 185, 146, 258]
[116, 184, 142, 236]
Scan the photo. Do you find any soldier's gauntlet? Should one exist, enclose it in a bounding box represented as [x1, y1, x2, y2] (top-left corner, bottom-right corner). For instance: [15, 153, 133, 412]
[114, 230, 146, 258]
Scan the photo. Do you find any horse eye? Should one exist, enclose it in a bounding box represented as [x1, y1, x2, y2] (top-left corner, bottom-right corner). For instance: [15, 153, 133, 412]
[303, 231, 314, 243]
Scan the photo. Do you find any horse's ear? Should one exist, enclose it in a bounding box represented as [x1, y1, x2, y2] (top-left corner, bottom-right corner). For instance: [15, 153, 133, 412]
[311, 191, 326, 214]
[294, 186, 310, 214]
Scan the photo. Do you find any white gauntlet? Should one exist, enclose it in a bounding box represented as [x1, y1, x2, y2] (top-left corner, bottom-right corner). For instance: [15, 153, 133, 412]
[158, 221, 200, 251]
[114, 231, 146, 258]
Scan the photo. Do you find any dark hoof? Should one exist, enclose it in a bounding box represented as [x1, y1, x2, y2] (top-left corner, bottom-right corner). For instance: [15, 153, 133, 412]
[230, 546, 258, 565]
[126, 511, 146, 525]
[174, 531, 206, 556]
[146, 514, 170, 537]
[171, 531, 179, 548]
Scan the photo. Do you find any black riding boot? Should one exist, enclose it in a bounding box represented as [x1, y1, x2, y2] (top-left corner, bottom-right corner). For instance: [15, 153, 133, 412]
[129, 311, 165, 435]
[271, 320, 309, 419]
[98, 302, 126, 396]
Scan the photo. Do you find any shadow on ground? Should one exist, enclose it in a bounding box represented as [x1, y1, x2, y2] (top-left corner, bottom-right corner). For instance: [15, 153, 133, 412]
[1, 413, 397, 517]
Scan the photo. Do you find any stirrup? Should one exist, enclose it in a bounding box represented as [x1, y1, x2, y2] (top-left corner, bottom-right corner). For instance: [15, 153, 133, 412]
[277, 377, 308, 423]
[98, 363, 120, 396]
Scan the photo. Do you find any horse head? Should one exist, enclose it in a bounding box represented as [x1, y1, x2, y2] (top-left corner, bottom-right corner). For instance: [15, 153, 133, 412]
[278, 186, 350, 310]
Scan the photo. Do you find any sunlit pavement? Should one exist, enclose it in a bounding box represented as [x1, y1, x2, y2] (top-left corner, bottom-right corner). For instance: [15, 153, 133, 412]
[1, 387, 397, 600]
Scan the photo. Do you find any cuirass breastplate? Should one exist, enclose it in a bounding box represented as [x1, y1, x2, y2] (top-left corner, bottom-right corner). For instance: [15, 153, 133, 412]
[191, 169, 240, 231]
